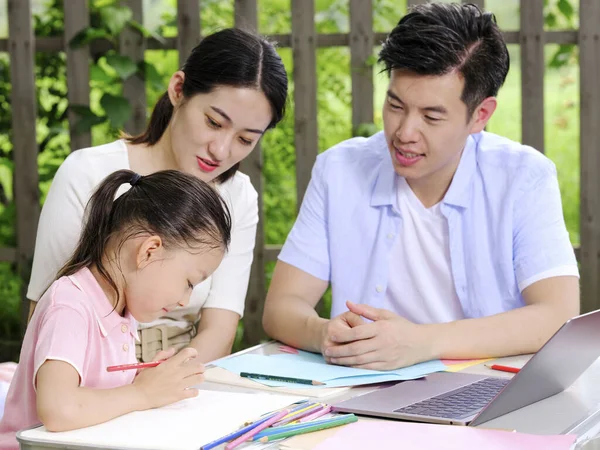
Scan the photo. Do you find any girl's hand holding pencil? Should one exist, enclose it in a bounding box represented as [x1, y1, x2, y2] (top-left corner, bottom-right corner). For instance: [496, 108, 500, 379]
[146, 347, 177, 368]
[131, 347, 205, 409]
[111, 347, 177, 375]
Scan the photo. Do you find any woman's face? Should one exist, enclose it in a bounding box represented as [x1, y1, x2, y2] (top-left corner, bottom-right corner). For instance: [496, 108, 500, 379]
[167, 72, 273, 182]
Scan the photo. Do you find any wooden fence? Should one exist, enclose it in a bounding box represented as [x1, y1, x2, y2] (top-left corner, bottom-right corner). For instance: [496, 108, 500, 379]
[2, 0, 600, 349]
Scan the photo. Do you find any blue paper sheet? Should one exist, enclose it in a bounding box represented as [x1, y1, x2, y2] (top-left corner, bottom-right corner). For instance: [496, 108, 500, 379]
[214, 353, 446, 388]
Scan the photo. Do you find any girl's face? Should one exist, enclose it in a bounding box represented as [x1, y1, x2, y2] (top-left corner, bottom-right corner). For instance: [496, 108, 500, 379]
[121, 235, 225, 323]
[167, 72, 273, 183]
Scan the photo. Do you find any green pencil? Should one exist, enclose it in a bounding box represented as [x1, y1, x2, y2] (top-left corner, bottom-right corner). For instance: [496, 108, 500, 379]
[240, 371, 326, 386]
[258, 414, 358, 442]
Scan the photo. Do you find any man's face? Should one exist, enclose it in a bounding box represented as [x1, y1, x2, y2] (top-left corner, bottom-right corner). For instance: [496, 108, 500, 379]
[382, 69, 489, 192]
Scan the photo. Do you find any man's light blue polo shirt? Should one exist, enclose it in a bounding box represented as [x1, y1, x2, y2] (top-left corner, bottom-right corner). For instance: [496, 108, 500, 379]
[278, 131, 579, 320]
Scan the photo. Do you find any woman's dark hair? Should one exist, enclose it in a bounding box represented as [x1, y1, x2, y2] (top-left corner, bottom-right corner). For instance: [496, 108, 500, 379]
[128, 27, 288, 183]
[378, 3, 510, 118]
[57, 170, 232, 304]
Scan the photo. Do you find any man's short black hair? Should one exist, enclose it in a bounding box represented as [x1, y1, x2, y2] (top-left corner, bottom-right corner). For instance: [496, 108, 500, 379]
[379, 2, 510, 117]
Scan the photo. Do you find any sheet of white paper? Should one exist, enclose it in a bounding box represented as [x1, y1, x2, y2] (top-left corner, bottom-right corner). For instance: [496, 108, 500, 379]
[19, 390, 306, 450]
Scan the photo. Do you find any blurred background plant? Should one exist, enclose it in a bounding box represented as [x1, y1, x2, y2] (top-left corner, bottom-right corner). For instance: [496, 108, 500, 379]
[0, 0, 580, 353]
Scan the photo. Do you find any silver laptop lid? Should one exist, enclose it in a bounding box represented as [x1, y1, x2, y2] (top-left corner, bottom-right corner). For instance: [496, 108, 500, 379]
[470, 309, 600, 425]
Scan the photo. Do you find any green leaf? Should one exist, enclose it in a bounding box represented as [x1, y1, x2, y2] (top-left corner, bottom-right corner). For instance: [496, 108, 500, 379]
[545, 12, 557, 28]
[90, 64, 115, 84]
[365, 54, 378, 68]
[557, 0, 574, 19]
[93, 0, 118, 8]
[69, 27, 111, 48]
[105, 54, 137, 80]
[138, 61, 165, 91]
[70, 104, 95, 117]
[70, 104, 106, 134]
[0, 158, 14, 171]
[548, 44, 574, 69]
[128, 20, 166, 44]
[100, 5, 132, 36]
[100, 93, 132, 130]
[353, 122, 379, 138]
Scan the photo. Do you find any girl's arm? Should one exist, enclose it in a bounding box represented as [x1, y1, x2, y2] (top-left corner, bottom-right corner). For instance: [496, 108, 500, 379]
[36, 348, 204, 432]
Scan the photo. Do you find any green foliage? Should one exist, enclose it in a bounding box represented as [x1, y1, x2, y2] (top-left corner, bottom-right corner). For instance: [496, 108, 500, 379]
[100, 93, 132, 129]
[0, 0, 582, 350]
[0, 263, 21, 341]
[544, 0, 579, 68]
[68, 0, 165, 137]
[99, 5, 132, 36]
[0, 0, 71, 342]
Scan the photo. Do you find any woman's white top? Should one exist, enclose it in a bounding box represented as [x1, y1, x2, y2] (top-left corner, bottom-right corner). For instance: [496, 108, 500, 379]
[27, 140, 258, 328]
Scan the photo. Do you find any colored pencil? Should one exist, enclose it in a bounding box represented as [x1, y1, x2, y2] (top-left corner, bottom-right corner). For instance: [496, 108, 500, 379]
[252, 415, 345, 440]
[225, 408, 290, 449]
[258, 414, 358, 442]
[199, 410, 282, 450]
[298, 405, 332, 423]
[272, 403, 323, 427]
[486, 364, 520, 374]
[278, 345, 300, 354]
[242, 400, 310, 426]
[276, 403, 318, 422]
[240, 371, 325, 386]
[106, 361, 163, 372]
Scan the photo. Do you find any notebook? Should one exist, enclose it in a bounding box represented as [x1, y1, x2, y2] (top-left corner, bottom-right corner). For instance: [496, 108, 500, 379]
[18, 390, 306, 450]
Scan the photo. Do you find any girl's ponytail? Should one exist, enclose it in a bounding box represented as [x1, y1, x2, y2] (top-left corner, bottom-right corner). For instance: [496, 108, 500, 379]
[57, 170, 142, 300]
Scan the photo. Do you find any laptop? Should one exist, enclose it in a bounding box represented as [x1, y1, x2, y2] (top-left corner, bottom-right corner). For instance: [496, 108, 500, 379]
[332, 309, 600, 426]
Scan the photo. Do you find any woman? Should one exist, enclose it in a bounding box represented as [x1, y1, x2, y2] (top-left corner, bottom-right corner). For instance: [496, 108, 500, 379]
[27, 27, 288, 363]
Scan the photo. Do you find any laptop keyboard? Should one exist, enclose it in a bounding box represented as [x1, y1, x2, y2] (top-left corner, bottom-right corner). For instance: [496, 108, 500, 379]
[393, 377, 510, 420]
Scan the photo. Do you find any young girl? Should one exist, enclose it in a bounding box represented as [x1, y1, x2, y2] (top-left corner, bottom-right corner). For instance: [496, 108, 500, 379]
[0, 169, 231, 449]
[27, 27, 288, 363]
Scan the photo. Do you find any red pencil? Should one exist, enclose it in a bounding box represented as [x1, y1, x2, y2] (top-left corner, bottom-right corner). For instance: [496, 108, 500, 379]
[488, 364, 520, 374]
[106, 361, 163, 372]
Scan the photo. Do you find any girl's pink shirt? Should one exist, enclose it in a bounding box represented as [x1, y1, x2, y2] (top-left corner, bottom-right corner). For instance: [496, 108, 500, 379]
[0, 268, 139, 449]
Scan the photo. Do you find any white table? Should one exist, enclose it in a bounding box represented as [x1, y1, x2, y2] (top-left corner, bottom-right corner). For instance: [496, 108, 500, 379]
[18, 342, 600, 449]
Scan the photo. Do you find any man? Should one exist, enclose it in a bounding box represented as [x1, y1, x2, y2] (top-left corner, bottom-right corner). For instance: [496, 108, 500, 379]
[262, 2, 579, 370]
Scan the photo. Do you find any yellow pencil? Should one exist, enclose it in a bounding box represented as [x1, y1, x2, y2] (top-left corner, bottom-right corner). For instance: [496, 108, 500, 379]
[273, 403, 321, 426]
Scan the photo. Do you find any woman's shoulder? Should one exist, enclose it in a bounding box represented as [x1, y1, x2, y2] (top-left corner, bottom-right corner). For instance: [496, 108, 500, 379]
[216, 171, 258, 211]
[48, 140, 129, 202]
[60, 140, 129, 174]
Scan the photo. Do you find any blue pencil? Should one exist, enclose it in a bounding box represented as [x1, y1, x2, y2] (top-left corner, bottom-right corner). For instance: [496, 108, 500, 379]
[199, 410, 279, 450]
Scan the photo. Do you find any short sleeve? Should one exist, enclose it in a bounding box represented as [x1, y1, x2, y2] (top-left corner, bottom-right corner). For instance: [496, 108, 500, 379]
[34, 305, 90, 387]
[202, 177, 258, 317]
[513, 167, 579, 291]
[278, 156, 330, 281]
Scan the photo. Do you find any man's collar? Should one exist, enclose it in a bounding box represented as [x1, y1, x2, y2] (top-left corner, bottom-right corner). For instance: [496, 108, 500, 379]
[370, 132, 479, 209]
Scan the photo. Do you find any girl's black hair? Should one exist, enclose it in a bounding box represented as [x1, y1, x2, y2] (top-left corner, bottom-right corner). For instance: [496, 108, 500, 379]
[57, 169, 231, 303]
